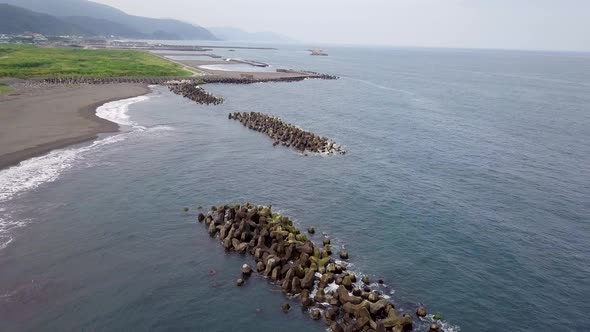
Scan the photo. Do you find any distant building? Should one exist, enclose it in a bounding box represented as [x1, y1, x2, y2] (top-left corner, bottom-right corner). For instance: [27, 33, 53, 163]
[6, 32, 48, 44]
[32, 33, 48, 43]
[12, 34, 34, 43]
[84, 38, 107, 45]
[110, 40, 150, 48]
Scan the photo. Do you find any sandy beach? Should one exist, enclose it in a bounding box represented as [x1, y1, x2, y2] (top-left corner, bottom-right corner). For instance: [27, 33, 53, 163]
[0, 83, 150, 170]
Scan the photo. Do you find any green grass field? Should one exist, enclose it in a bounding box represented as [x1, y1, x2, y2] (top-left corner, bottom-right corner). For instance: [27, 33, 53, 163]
[0, 83, 11, 95]
[0, 44, 192, 78]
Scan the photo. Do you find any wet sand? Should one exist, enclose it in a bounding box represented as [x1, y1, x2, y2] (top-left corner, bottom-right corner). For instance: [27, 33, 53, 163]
[0, 83, 150, 170]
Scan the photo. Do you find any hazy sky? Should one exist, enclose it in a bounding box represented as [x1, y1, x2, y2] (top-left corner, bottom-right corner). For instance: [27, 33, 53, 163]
[93, 0, 590, 51]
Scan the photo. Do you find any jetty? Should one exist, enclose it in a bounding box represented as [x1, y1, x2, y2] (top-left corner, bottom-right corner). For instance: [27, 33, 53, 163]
[197, 204, 442, 332]
[228, 112, 345, 155]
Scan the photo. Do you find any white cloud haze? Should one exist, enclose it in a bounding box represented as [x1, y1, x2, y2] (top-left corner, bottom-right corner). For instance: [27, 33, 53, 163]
[93, 0, 590, 51]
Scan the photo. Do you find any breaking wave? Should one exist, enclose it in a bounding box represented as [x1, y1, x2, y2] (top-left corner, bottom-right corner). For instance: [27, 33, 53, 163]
[0, 94, 152, 250]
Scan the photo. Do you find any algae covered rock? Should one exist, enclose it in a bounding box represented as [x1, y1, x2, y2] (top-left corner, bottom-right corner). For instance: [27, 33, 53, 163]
[381, 306, 413, 329]
[336, 285, 363, 305]
[310, 308, 321, 320]
[296, 234, 308, 242]
[342, 301, 371, 322]
[369, 299, 389, 315]
[416, 306, 427, 317]
[282, 303, 291, 313]
[300, 289, 312, 307]
[330, 322, 344, 332]
[301, 268, 316, 289]
[342, 275, 353, 290]
[368, 291, 380, 302]
[429, 323, 441, 332]
[339, 249, 349, 259]
[291, 277, 302, 294]
[324, 306, 340, 321]
[327, 263, 337, 273]
[314, 287, 326, 303]
[195, 203, 427, 331]
[259, 207, 271, 217]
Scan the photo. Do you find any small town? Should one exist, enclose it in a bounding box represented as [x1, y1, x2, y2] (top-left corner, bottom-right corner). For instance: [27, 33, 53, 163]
[0, 32, 212, 51]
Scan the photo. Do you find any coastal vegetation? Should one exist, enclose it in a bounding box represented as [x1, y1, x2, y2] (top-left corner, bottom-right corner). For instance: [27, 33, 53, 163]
[0, 83, 11, 95]
[0, 44, 192, 78]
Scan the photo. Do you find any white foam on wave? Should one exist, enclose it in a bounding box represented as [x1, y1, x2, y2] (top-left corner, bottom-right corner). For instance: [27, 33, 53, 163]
[0, 234, 12, 250]
[425, 314, 462, 332]
[148, 125, 175, 131]
[0, 94, 151, 250]
[346, 77, 414, 95]
[317, 239, 460, 331]
[0, 134, 126, 204]
[325, 281, 339, 294]
[96, 95, 150, 130]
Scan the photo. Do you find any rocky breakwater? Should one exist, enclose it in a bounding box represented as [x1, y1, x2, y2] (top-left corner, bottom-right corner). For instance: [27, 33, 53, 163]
[198, 204, 439, 332]
[201, 72, 338, 85]
[35, 77, 199, 85]
[167, 81, 224, 105]
[31, 71, 337, 86]
[228, 112, 345, 155]
[276, 69, 339, 80]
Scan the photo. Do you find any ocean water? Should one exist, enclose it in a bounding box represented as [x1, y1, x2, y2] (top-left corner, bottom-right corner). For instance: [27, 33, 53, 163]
[1, 46, 590, 331]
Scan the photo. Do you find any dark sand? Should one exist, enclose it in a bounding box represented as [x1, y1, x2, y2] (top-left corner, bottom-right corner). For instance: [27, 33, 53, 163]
[0, 83, 150, 170]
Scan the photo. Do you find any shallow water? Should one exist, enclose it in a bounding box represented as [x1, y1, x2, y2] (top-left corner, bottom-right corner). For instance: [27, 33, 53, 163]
[1, 46, 590, 331]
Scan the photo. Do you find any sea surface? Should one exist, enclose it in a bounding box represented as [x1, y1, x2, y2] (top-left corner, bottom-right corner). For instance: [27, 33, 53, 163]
[1, 45, 590, 331]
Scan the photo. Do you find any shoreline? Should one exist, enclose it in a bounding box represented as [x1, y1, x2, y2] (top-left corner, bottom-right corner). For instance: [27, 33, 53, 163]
[0, 83, 151, 170]
[0, 63, 336, 171]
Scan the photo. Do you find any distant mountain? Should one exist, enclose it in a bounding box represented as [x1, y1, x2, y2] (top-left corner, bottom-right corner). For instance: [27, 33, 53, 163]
[0, 0, 218, 40]
[0, 4, 89, 36]
[209, 27, 296, 43]
[0, 4, 188, 39]
[60, 16, 147, 38]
